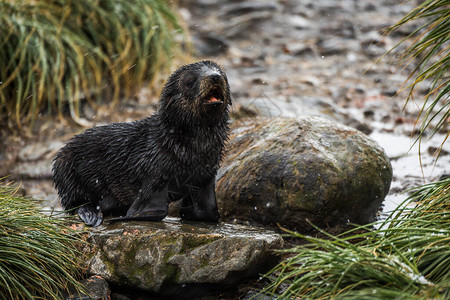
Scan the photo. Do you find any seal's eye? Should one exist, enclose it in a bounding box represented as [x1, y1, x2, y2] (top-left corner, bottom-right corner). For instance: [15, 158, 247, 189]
[183, 76, 196, 89]
[185, 81, 195, 89]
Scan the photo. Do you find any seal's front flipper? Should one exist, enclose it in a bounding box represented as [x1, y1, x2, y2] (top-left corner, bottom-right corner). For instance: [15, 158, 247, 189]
[76, 205, 103, 227]
[179, 180, 220, 222]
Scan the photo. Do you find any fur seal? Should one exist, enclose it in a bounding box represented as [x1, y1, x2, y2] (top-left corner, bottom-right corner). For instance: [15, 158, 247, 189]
[52, 60, 231, 226]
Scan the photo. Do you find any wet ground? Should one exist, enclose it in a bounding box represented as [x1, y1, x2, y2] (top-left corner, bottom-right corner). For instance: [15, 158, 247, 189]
[1, 0, 449, 221]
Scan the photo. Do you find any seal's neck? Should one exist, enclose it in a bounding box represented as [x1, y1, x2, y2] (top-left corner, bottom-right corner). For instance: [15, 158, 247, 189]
[151, 115, 227, 155]
[158, 106, 229, 133]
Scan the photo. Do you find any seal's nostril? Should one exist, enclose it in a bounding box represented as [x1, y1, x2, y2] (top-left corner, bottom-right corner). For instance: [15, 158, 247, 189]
[209, 74, 221, 84]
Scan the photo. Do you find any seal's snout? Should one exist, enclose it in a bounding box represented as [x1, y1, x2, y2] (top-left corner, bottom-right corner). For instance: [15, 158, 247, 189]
[201, 72, 227, 106]
[208, 73, 222, 85]
[202, 72, 225, 89]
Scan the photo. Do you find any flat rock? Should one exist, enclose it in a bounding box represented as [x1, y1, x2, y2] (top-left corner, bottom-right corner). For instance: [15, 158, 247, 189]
[84, 218, 283, 298]
[216, 117, 392, 231]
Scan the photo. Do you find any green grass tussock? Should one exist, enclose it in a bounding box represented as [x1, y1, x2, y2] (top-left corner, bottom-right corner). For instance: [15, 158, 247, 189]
[260, 177, 450, 299]
[0, 0, 181, 128]
[0, 182, 85, 299]
[385, 0, 449, 154]
[380, 178, 450, 284]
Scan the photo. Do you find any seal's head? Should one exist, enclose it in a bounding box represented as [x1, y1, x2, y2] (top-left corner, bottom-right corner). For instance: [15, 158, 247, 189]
[158, 60, 231, 125]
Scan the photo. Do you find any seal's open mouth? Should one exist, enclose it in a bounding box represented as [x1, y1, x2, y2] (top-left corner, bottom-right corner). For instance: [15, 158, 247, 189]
[203, 87, 224, 105]
[204, 96, 223, 105]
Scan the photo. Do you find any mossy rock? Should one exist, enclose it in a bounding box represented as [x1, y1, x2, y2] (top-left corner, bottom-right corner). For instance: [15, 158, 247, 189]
[85, 218, 282, 297]
[216, 117, 392, 231]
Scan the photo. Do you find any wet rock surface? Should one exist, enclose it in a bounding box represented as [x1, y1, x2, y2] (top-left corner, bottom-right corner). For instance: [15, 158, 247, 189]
[217, 117, 392, 230]
[84, 218, 283, 298]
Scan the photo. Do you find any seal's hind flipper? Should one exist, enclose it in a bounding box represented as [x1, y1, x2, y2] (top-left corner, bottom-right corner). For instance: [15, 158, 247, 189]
[77, 205, 103, 227]
[107, 185, 169, 223]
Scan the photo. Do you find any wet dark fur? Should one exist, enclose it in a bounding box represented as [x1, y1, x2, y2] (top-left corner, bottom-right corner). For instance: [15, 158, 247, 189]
[52, 61, 231, 226]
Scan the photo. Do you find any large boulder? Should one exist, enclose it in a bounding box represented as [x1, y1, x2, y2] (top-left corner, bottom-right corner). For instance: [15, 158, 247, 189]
[84, 218, 283, 298]
[216, 117, 392, 231]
